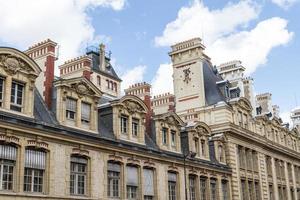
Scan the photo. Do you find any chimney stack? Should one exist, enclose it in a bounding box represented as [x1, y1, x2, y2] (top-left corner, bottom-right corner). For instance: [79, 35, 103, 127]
[99, 43, 106, 71]
[25, 39, 57, 109]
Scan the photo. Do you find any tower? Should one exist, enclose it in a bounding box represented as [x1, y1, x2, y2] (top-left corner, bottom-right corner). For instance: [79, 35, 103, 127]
[25, 39, 57, 109]
[169, 38, 207, 116]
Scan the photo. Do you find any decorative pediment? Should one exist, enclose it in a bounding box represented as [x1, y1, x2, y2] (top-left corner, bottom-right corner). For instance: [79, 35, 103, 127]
[211, 133, 227, 143]
[237, 97, 252, 112]
[27, 137, 49, 150]
[72, 145, 89, 157]
[189, 121, 211, 136]
[154, 112, 184, 127]
[0, 47, 41, 77]
[112, 95, 148, 114]
[54, 77, 102, 98]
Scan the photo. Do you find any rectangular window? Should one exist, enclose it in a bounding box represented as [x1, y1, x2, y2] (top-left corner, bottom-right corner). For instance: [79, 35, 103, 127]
[70, 156, 87, 195]
[162, 128, 168, 145]
[0, 77, 4, 107]
[238, 111, 243, 127]
[200, 139, 206, 157]
[210, 178, 217, 200]
[189, 176, 196, 200]
[0, 144, 16, 191]
[171, 130, 176, 147]
[168, 172, 177, 200]
[243, 114, 248, 128]
[194, 138, 199, 156]
[255, 182, 261, 200]
[200, 177, 207, 200]
[241, 180, 247, 200]
[66, 98, 77, 120]
[81, 102, 91, 123]
[143, 168, 154, 199]
[127, 166, 138, 199]
[121, 115, 128, 134]
[222, 180, 228, 200]
[248, 180, 254, 200]
[10, 81, 24, 112]
[269, 185, 274, 200]
[107, 162, 121, 198]
[132, 118, 139, 137]
[24, 149, 46, 193]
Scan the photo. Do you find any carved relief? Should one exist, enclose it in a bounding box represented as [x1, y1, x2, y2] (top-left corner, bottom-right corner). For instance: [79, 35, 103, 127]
[71, 81, 95, 97]
[123, 100, 144, 114]
[183, 68, 191, 83]
[0, 54, 32, 75]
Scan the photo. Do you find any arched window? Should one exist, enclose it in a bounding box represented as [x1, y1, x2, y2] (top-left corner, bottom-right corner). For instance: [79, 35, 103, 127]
[0, 144, 17, 191]
[24, 148, 46, 193]
[70, 155, 88, 195]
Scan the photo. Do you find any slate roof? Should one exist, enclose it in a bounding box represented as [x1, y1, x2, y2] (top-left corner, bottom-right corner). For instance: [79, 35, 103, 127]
[87, 51, 121, 81]
[203, 59, 227, 106]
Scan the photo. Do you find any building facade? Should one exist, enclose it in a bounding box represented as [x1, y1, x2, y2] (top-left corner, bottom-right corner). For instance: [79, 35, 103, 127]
[0, 37, 299, 200]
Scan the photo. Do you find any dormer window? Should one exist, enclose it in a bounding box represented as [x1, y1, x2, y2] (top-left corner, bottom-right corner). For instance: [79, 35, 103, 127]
[121, 115, 128, 134]
[10, 81, 24, 112]
[0, 77, 4, 107]
[66, 98, 76, 120]
[81, 102, 91, 124]
[132, 118, 139, 137]
[162, 128, 168, 145]
[200, 139, 207, 157]
[171, 130, 176, 147]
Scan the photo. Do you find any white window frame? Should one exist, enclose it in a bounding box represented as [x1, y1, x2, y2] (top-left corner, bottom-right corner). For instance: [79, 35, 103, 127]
[121, 115, 128, 134]
[10, 81, 24, 112]
[81, 102, 91, 124]
[0, 160, 14, 191]
[66, 98, 77, 120]
[70, 159, 87, 196]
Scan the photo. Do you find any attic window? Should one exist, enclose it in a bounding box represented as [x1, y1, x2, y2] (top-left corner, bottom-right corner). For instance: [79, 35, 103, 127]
[10, 81, 24, 112]
[121, 115, 128, 134]
[132, 118, 139, 137]
[66, 98, 77, 120]
[81, 102, 91, 123]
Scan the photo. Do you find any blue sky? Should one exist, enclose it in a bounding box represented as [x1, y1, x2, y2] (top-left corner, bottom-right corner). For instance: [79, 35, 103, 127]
[0, 0, 299, 122]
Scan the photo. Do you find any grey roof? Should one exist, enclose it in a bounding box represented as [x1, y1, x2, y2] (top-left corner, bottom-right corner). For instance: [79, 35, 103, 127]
[33, 89, 58, 125]
[87, 51, 121, 81]
[203, 60, 227, 106]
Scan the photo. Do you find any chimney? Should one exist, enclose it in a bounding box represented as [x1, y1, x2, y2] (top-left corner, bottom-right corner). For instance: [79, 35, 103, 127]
[25, 39, 57, 109]
[99, 43, 106, 71]
[125, 82, 152, 134]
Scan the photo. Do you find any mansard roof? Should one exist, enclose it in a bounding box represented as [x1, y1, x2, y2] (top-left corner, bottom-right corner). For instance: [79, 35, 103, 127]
[0, 47, 42, 77]
[202, 59, 227, 106]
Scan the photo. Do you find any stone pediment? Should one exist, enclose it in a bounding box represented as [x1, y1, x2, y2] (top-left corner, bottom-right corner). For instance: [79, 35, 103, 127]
[190, 121, 211, 136]
[154, 112, 184, 127]
[111, 95, 148, 114]
[54, 77, 102, 98]
[0, 47, 41, 77]
[237, 97, 252, 112]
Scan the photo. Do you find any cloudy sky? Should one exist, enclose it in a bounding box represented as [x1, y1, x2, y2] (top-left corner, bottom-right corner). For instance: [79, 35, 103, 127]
[0, 0, 299, 123]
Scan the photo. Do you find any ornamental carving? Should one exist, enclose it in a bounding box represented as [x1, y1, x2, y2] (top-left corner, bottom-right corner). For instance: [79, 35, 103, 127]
[183, 68, 191, 83]
[123, 100, 144, 114]
[162, 115, 178, 126]
[0, 54, 31, 75]
[71, 81, 95, 97]
[194, 125, 209, 136]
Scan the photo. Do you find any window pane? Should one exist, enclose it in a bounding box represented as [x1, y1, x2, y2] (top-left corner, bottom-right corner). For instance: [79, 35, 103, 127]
[81, 102, 91, 123]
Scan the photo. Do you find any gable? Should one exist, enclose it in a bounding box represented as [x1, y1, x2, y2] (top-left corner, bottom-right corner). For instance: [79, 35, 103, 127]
[0, 47, 41, 77]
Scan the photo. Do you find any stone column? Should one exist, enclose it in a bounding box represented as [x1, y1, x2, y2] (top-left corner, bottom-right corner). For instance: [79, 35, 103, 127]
[284, 162, 291, 200]
[292, 165, 297, 200]
[271, 158, 279, 200]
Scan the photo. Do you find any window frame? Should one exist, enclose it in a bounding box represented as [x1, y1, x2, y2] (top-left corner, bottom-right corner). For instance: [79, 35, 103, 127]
[66, 97, 77, 120]
[10, 80, 24, 112]
[70, 156, 88, 196]
[120, 115, 129, 134]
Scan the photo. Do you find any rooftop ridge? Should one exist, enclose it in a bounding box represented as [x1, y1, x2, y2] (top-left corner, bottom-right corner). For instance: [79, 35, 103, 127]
[153, 92, 173, 99]
[127, 82, 151, 89]
[61, 55, 90, 65]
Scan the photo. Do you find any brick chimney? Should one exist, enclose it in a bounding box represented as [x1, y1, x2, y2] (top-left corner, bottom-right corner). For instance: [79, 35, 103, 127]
[125, 82, 152, 134]
[25, 39, 57, 109]
[151, 93, 175, 115]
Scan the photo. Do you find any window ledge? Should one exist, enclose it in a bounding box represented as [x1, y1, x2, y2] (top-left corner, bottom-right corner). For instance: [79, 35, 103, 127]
[0, 107, 33, 118]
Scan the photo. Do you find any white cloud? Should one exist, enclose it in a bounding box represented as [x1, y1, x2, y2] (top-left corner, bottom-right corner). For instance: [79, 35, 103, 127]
[0, 0, 125, 74]
[155, 0, 260, 47]
[154, 0, 293, 75]
[120, 65, 147, 93]
[207, 17, 294, 74]
[280, 110, 292, 125]
[151, 63, 174, 95]
[271, 0, 299, 9]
